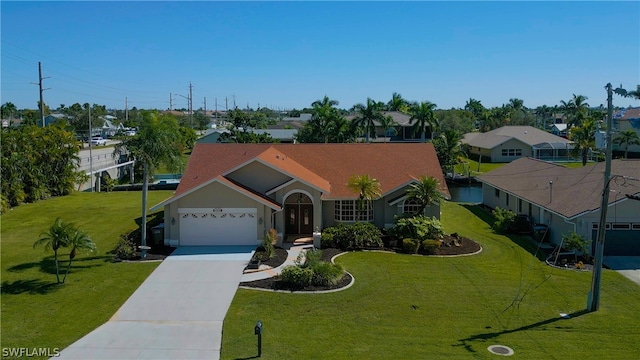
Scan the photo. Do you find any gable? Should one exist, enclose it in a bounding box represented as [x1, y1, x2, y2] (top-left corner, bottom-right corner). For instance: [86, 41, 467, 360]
[226, 160, 293, 194]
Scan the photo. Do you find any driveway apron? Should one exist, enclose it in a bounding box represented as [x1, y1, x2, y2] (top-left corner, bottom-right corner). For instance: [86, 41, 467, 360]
[604, 256, 640, 286]
[56, 246, 254, 359]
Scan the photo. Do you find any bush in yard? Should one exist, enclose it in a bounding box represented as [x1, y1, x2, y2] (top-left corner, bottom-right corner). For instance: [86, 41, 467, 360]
[280, 265, 313, 288]
[390, 215, 445, 242]
[491, 207, 517, 234]
[421, 239, 442, 255]
[562, 232, 589, 254]
[402, 238, 420, 254]
[320, 223, 382, 250]
[310, 261, 344, 286]
[260, 228, 277, 259]
[114, 235, 137, 260]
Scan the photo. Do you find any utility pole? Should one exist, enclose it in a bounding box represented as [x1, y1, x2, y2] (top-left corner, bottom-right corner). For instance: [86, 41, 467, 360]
[189, 82, 193, 128]
[588, 83, 614, 312]
[32, 62, 50, 127]
[170, 93, 173, 111]
[215, 97, 218, 121]
[89, 106, 94, 192]
[225, 97, 228, 111]
[125, 97, 129, 124]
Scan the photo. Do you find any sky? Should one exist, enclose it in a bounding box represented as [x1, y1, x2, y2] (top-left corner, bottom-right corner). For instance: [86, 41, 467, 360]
[2, 1, 639, 112]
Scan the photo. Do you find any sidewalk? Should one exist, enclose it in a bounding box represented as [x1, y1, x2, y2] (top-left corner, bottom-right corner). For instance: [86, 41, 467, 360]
[241, 243, 313, 282]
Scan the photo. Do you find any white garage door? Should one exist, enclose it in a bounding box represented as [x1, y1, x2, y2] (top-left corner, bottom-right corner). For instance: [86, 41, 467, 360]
[179, 208, 258, 246]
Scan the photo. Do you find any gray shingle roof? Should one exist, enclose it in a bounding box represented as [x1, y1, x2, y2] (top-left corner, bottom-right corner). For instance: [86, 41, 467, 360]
[463, 126, 572, 149]
[477, 158, 640, 218]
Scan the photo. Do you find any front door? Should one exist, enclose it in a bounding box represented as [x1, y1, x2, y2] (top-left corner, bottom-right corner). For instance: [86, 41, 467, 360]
[285, 203, 314, 235]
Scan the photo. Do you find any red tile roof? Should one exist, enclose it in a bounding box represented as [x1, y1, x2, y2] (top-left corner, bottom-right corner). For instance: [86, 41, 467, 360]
[173, 143, 448, 202]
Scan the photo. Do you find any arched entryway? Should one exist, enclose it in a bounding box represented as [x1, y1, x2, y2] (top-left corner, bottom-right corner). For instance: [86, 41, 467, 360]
[284, 192, 314, 238]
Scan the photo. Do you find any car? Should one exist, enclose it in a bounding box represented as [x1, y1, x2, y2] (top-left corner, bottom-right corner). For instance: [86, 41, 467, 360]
[91, 136, 107, 146]
[124, 130, 136, 136]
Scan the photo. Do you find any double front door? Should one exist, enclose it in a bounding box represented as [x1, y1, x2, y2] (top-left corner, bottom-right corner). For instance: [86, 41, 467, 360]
[285, 203, 313, 235]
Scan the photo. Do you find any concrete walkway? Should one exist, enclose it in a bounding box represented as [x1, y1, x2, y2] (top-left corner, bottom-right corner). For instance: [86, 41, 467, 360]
[241, 243, 313, 282]
[56, 246, 255, 360]
[604, 256, 640, 286]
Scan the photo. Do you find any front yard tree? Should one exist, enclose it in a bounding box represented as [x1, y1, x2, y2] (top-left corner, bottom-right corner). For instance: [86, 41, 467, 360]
[434, 130, 465, 175]
[114, 111, 184, 258]
[347, 174, 381, 221]
[569, 118, 596, 166]
[613, 129, 640, 159]
[33, 218, 74, 283]
[62, 227, 96, 283]
[406, 176, 445, 214]
[409, 101, 439, 142]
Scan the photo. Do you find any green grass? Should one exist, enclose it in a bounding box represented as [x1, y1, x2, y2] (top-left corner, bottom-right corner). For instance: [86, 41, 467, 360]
[221, 201, 640, 359]
[1, 191, 174, 353]
[457, 158, 590, 176]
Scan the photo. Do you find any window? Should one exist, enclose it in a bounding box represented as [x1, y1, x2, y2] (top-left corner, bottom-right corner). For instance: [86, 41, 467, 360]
[506, 194, 510, 206]
[334, 200, 373, 222]
[518, 198, 523, 213]
[501, 148, 523, 157]
[495, 188, 500, 198]
[403, 199, 422, 215]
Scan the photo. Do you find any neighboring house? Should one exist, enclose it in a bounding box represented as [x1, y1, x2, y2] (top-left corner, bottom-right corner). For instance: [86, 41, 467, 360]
[549, 123, 568, 138]
[44, 113, 67, 126]
[150, 143, 449, 247]
[196, 128, 296, 143]
[613, 107, 640, 154]
[477, 157, 640, 256]
[101, 118, 124, 137]
[462, 126, 574, 162]
[345, 111, 431, 142]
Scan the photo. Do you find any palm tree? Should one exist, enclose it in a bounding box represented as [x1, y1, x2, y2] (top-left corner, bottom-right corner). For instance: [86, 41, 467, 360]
[406, 176, 445, 214]
[346, 174, 381, 221]
[434, 130, 466, 175]
[614, 129, 640, 159]
[33, 217, 73, 283]
[387, 92, 409, 113]
[114, 111, 184, 258]
[1, 102, 17, 122]
[560, 94, 589, 129]
[352, 98, 385, 143]
[378, 115, 398, 141]
[311, 96, 340, 143]
[409, 101, 438, 142]
[62, 228, 96, 283]
[569, 118, 596, 166]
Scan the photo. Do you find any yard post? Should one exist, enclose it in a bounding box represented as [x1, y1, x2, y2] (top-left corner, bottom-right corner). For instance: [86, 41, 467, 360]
[254, 320, 263, 357]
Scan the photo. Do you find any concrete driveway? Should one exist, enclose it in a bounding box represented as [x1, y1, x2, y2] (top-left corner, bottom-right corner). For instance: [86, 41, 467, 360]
[57, 246, 254, 359]
[604, 256, 640, 286]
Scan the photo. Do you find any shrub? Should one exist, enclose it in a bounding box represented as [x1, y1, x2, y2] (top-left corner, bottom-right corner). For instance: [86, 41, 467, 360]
[310, 261, 344, 286]
[303, 249, 323, 267]
[390, 215, 445, 241]
[320, 223, 383, 250]
[280, 265, 313, 288]
[562, 232, 589, 254]
[421, 239, 442, 255]
[402, 238, 420, 254]
[491, 207, 517, 234]
[114, 235, 137, 260]
[260, 228, 277, 259]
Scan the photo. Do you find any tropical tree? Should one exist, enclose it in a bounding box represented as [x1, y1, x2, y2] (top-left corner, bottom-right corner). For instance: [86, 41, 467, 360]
[433, 130, 466, 175]
[311, 95, 340, 143]
[569, 118, 596, 166]
[352, 98, 386, 143]
[114, 111, 184, 257]
[33, 218, 73, 283]
[560, 94, 590, 129]
[62, 227, 96, 283]
[535, 105, 555, 129]
[346, 174, 381, 221]
[1, 102, 17, 121]
[614, 84, 640, 100]
[386, 92, 409, 113]
[614, 129, 640, 159]
[408, 101, 439, 142]
[378, 115, 398, 141]
[406, 176, 445, 214]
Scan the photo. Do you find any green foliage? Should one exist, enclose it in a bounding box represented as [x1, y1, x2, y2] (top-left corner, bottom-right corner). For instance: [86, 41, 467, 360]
[310, 261, 344, 286]
[562, 232, 589, 254]
[100, 174, 116, 192]
[114, 235, 137, 260]
[280, 265, 314, 289]
[260, 229, 277, 259]
[491, 207, 517, 234]
[406, 176, 445, 213]
[421, 239, 442, 255]
[402, 238, 420, 254]
[1, 124, 80, 208]
[320, 223, 383, 250]
[390, 215, 445, 242]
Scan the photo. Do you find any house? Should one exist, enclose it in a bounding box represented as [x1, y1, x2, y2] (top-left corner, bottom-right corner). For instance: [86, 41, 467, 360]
[613, 107, 640, 154]
[150, 143, 449, 247]
[101, 117, 124, 137]
[196, 128, 297, 143]
[477, 157, 640, 256]
[345, 111, 432, 142]
[462, 126, 575, 162]
[44, 113, 67, 126]
[549, 123, 568, 138]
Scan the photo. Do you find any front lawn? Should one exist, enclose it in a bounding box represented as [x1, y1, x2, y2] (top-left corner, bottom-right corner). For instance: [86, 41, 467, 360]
[221, 201, 640, 359]
[0, 191, 174, 353]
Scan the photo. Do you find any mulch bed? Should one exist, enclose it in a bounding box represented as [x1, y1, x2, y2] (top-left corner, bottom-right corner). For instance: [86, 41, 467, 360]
[125, 244, 176, 261]
[240, 235, 481, 292]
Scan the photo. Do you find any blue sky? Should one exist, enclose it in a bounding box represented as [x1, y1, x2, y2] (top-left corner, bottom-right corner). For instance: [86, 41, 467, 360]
[2, 1, 639, 112]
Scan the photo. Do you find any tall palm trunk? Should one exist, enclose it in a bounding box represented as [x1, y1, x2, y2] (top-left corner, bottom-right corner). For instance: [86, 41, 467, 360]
[54, 249, 61, 283]
[141, 162, 149, 258]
